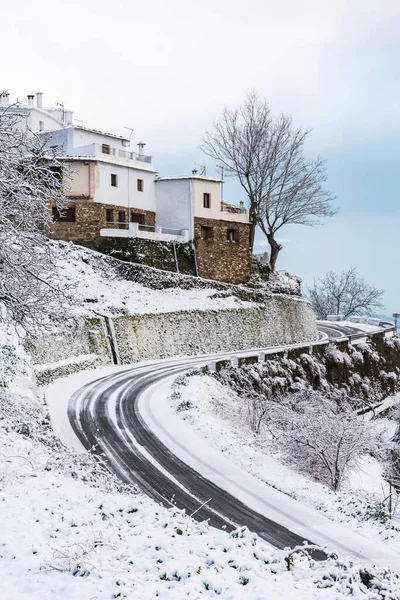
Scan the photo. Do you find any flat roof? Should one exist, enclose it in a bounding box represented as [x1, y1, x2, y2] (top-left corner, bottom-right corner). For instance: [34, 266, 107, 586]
[156, 176, 223, 183]
[72, 125, 129, 142]
[54, 154, 156, 173]
[39, 124, 129, 142]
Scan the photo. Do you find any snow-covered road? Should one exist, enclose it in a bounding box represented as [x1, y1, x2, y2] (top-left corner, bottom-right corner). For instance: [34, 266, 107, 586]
[47, 323, 400, 571]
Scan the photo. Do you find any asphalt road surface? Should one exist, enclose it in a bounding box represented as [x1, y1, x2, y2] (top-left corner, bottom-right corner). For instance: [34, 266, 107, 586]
[67, 323, 372, 558]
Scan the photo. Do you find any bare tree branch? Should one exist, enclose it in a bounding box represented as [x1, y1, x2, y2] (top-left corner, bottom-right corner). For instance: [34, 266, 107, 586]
[0, 102, 72, 334]
[201, 92, 337, 270]
[308, 268, 385, 319]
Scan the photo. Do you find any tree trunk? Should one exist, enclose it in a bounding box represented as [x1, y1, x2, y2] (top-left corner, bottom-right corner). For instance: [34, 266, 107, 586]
[267, 233, 281, 271]
[249, 214, 257, 253]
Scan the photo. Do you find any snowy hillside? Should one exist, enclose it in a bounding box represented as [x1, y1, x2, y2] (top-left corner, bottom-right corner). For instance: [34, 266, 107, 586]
[52, 241, 256, 318]
[1, 346, 400, 599]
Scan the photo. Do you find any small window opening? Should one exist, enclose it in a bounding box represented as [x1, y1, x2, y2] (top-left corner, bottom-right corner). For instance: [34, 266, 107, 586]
[102, 144, 110, 154]
[227, 228, 239, 243]
[118, 211, 126, 229]
[111, 173, 118, 187]
[130, 211, 145, 224]
[200, 226, 213, 241]
[52, 206, 75, 222]
[106, 209, 113, 223]
[203, 192, 211, 208]
[137, 179, 144, 192]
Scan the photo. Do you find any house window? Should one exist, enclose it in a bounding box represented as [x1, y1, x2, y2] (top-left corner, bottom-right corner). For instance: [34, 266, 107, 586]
[137, 179, 144, 192]
[118, 211, 126, 229]
[200, 226, 213, 241]
[111, 173, 118, 187]
[203, 193, 211, 208]
[39, 121, 44, 131]
[227, 228, 239, 243]
[106, 208, 113, 223]
[102, 144, 110, 154]
[52, 206, 75, 222]
[130, 211, 145, 224]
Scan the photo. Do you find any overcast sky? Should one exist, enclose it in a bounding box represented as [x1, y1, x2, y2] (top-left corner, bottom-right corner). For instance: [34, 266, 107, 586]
[2, 0, 399, 313]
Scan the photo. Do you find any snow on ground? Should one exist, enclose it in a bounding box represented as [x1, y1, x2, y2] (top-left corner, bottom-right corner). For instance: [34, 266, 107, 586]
[52, 241, 254, 317]
[4, 349, 400, 597]
[169, 374, 400, 555]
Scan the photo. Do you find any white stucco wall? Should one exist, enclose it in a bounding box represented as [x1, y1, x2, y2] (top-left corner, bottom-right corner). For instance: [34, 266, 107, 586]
[155, 179, 193, 234]
[40, 128, 74, 153]
[193, 179, 223, 219]
[65, 162, 91, 198]
[72, 127, 126, 150]
[94, 162, 157, 212]
[1, 106, 65, 136]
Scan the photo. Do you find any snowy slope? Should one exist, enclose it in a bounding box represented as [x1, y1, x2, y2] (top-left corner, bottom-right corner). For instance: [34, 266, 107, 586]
[168, 374, 400, 557]
[52, 241, 255, 318]
[1, 337, 400, 598]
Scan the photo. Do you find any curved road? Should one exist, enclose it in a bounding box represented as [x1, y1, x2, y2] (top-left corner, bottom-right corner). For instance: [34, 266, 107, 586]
[67, 322, 394, 563]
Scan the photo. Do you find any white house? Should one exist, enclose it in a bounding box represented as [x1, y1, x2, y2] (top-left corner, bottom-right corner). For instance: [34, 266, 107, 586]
[0, 91, 72, 133]
[1, 89, 251, 282]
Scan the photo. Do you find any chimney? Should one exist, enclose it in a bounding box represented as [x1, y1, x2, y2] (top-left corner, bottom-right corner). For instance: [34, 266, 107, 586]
[27, 94, 34, 106]
[36, 92, 43, 108]
[137, 142, 146, 156]
[0, 92, 10, 106]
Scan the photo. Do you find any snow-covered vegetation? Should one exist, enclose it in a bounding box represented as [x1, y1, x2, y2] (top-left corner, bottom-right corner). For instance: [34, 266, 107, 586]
[169, 363, 400, 552]
[3, 340, 400, 598]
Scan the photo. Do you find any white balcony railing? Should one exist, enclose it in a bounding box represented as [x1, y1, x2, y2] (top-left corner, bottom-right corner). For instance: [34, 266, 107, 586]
[100, 222, 190, 243]
[69, 143, 153, 166]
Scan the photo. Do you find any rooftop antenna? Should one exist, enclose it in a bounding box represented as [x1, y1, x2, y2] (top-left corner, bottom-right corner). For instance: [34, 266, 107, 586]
[124, 126, 134, 146]
[216, 164, 225, 201]
[195, 163, 207, 176]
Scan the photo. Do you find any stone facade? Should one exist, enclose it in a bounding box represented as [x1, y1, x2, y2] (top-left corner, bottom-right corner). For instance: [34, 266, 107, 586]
[48, 200, 156, 246]
[194, 217, 251, 284]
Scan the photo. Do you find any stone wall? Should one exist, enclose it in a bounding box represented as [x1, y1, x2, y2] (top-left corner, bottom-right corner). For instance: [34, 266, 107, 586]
[25, 317, 111, 366]
[26, 298, 317, 370]
[194, 217, 250, 284]
[94, 237, 197, 276]
[48, 201, 155, 246]
[112, 297, 317, 363]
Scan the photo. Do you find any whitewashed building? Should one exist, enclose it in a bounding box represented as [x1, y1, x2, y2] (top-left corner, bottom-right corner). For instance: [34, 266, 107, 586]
[1, 90, 251, 282]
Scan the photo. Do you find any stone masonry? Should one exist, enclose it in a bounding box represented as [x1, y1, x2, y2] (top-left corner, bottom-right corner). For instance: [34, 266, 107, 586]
[48, 201, 155, 247]
[194, 216, 251, 284]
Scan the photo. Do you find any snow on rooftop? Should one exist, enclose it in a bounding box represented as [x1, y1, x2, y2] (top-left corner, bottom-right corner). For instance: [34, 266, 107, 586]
[156, 175, 223, 183]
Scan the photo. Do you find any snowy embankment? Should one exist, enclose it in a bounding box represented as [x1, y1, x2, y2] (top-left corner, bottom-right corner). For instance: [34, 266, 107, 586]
[2, 342, 400, 598]
[52, 241, 256, 318]
[168, 374, 400, 557]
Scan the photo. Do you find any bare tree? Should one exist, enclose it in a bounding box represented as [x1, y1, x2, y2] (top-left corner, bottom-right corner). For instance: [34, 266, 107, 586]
[0, 104, 69, 334]
[308, 268, 385, 319]
[267, 390, 377, 490]
[201, 92, 336, 270]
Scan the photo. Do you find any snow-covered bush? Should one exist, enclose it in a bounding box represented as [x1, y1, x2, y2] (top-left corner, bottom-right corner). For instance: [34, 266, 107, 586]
[266, 390, 379, 490]
[0, 108, 71, 333]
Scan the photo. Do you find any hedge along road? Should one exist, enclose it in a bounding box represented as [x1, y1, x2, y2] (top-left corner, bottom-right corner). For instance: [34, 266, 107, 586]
[66, 325, 399, 568]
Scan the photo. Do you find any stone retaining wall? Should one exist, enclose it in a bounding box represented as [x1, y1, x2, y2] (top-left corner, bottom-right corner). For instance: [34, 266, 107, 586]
[112, 297, 317, 363]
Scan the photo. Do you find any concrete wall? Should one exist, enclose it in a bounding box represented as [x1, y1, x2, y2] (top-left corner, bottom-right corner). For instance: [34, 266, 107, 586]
[112, 298, 318, 363]
[155, 179, 193, 234]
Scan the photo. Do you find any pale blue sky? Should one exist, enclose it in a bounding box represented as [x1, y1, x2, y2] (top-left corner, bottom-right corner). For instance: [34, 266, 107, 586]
[2, 0, 399, 312]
